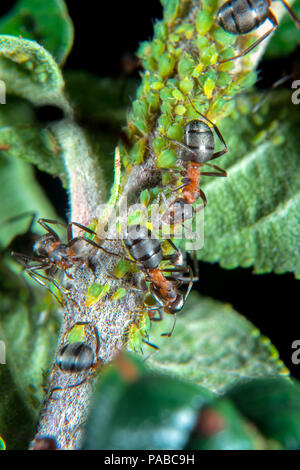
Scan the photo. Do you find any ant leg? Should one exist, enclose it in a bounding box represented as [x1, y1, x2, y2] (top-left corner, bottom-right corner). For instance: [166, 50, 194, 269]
[48, 377, 90, 400]
[37, 218, 61, 240]
[279, 0, 300, 28]
[161, 316, 177, 338]
[200, 162, 227, 177]
[217, 12, 278, 65]
[143, 339, 160, 362]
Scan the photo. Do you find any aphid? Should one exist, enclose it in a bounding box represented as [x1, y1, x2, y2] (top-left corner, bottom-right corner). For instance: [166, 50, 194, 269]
[11, 218, 115, 294]
[124, 224, 195, 336]
[162, 99, 228, 225]
[217, 0, 300, 65]
[126, 310, 159, 354]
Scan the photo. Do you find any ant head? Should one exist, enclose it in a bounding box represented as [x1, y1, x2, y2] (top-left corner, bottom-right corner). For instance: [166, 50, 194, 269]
[33, 234, 56, 257]
[166, 293, 184, 314]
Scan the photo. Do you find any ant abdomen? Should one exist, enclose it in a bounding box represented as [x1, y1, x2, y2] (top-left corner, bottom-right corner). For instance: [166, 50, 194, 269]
[124, 225, 163, 270]
[183, 119, 215, 164]
[56, 342, 95, 372]
[217, 0, 270, 35]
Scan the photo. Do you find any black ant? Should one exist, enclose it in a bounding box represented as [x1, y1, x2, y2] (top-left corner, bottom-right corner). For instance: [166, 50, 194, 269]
[11, 217, 118, 301]
[161, 97, 228, 226]
[123, 224, 196, 336]
[217, 0, 300, 65]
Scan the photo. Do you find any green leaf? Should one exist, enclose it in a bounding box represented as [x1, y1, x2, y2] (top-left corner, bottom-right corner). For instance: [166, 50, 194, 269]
[227, 377, 300, 450]
[0, 35, 66, 104]
[0, 0, 74, 64]
[0, 155, 60, 250]
[0, 264, 59, 449]
[265, 0, 300, 59]
[148, 293, 288, 393]
[196, 91, 300, 277]
[82, 353, 214, 450]
[0, 96, 66, 184]
[0, 366, 35, 450]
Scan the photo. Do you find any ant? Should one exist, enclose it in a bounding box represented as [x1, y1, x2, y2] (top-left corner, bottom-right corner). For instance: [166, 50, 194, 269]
[216, 0, 300, 65]
[161, 97, 228, 226]
[11, 217, 118, 301]
[49, 322, 103, 399]
[123, 224, 196, 336]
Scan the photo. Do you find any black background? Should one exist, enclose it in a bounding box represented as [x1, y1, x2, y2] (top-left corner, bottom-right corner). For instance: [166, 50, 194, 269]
[1, 0, 300, 379]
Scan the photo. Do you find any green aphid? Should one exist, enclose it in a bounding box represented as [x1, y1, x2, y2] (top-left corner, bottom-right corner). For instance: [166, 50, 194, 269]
[86, 283, 110, 307]
[271, 134, 285, 147]
[196, 10, 213, 35]
[172, 88, 184, 101]
[114, 259, 132, 279]
[137, 41, 152, 60]
[201, 44, 219, 66]
[140, 189, 151, 207]
[150, 80, 164, 90]
[194, 36, 210, 52]
[202, 0, 219, 13]
[175, 104, 186, 116]
[83, 218, 98, 241]
[152, 136, 169, 154]
[112, 288, 127, 301]
[129, 138, 146, 165]
[139, 313, 151, 337]
[178, 54, 195, 79]
[252, 130, 267, 145]
[157, 149, 178, 168]
[67, 324, 85, 343]
[152, 39, 165, 61]
[146, 92, 160, 111]
[158, 114, 173, 132]
[236, 71, 257, 89]
[128, 324, 143, 353]
[211, 26, 237, 46]
[167, 123, 184, 140]
[216, 72, 232, 88]
[179, 77, 194, 94]
[153, 21, 168, 40]
[158, 52, 176, 79]
[163, 0, 180, 26]
[203, 77, 215, 99]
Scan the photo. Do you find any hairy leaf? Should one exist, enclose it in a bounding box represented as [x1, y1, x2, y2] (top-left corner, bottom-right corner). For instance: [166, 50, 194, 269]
[148, 293, 288, 393]
[0, 0, 74, 64]
[196, 91, 300, 277]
